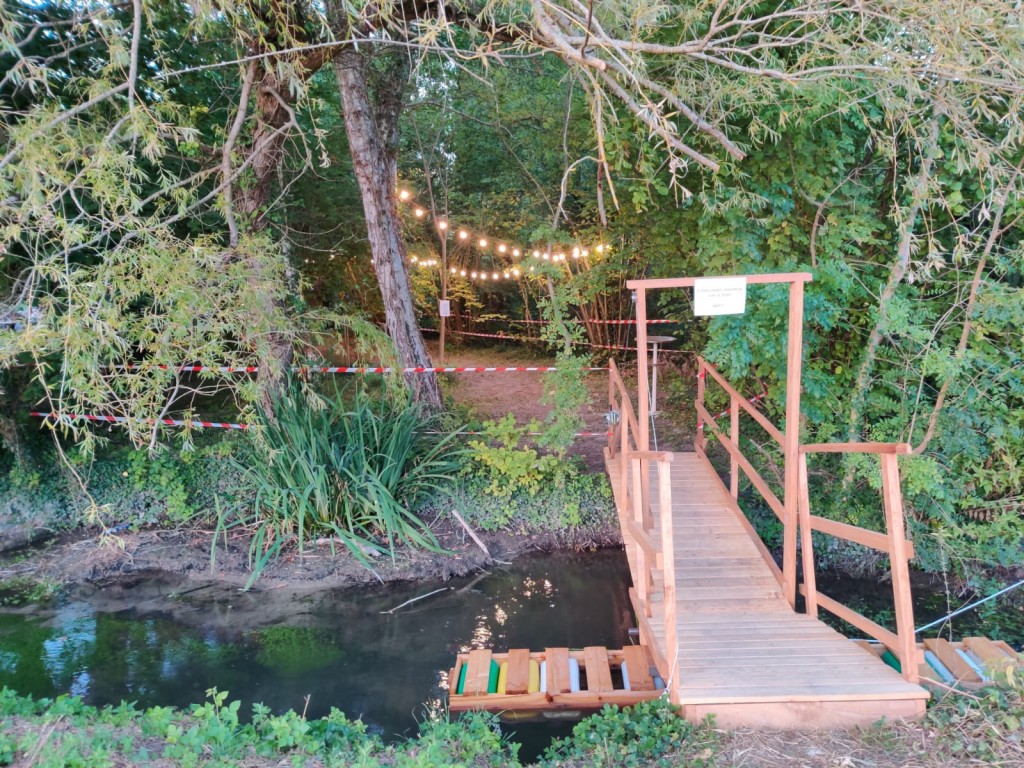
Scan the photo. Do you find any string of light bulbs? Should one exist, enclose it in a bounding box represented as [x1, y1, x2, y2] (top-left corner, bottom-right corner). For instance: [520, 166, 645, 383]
[397, 186, 610, 283]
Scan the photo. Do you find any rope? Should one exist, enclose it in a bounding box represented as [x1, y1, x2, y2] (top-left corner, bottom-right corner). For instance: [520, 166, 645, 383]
[915, 578, 1024, 634]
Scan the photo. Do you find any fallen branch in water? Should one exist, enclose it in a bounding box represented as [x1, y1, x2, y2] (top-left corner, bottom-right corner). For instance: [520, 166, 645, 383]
[380, 586, 451, 614]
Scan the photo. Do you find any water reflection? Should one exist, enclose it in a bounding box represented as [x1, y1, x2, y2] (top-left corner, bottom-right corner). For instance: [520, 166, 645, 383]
[0, 550, 632, 748]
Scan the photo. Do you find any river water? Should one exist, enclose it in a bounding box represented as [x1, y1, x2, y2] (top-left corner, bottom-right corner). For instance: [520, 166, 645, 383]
[0, 551, 633, 758]
[1, 548, 1022, 759]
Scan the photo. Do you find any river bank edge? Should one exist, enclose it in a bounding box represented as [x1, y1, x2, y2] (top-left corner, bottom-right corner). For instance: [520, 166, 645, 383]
[0, 515, 625, 596]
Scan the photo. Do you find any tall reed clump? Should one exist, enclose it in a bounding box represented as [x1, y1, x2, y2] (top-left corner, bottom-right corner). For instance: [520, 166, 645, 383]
[226, 383, 465, 588]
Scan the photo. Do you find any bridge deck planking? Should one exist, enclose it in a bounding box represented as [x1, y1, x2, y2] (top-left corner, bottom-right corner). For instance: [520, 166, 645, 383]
[607, 450, 930, 728]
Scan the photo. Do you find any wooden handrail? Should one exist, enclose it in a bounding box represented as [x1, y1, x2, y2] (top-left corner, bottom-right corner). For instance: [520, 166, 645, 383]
[627, 272, 813, 289]
[802, 442, 912, 454]
[628, 450, 674, 463]
[698, 358, 784, 445]
[798, 448, 920, 684]
[696, 402, 785, 521]
[608, 359, 641, 449]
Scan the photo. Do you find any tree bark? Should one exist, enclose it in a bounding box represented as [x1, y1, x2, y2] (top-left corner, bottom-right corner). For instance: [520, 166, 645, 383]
[330, 45, 442, 408]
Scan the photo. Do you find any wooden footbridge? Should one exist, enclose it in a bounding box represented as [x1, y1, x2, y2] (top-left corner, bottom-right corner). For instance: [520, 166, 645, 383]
[450, 272, 1018, 727]
[603, 273, 929, 727]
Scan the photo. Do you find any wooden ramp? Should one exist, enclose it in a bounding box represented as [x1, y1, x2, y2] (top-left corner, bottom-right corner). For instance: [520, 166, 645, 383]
[606, 449, 930, 728]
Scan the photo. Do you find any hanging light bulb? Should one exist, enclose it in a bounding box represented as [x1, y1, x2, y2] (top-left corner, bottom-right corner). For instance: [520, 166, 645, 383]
[529, 266, 535, 272]
[438, 220, 448, 231]
[478, 238, 488, 248]
[399, 190, 411, 201]
[459, 230, 468, 240]
[512, 268, 520, 277]
[498, 244, 507, 254]
[572, 247, 580, 258]
[596, 244, 605, 253]
[460, 269, 467, 276]
[411, 255, 419, 262]
[533, 250, 540, 258]
[450, 267, 457, 274]
[582, 249, 589, 257]
[492, 272, 499, 280]
[503, 271, 510, 279]
[512, 249, 520, 257]
[542, 253, 550, 260]
[414, 208, 425, 218]
[471, 271, 478, 279]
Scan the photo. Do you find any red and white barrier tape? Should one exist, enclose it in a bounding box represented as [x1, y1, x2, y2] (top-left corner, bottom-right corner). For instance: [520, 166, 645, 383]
[697, 392, 769, 430]
[421, 326, 659, 353]
[31, 411, 250, 430]
[456, 315, 674, 326]
[114, 364, 607, 374]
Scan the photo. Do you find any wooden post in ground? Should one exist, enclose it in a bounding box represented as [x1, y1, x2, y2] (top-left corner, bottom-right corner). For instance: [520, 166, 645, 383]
[797, 452, 818, 616]
[635, 288, 651, 524]
[781, 280, 806, 609]
[636, 288, 650, 452]
[882, 451, 920, 684]
[656, 457, 679, 704]
[695, 359, 706, 454]
[729, 394, 740, 498]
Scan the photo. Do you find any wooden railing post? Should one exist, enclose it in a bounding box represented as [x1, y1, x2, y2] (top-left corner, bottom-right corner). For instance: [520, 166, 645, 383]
[608, 360, 616, 458]
[656, 456, 679, 704]
[729, 394, 739, 499]
[797, 453, 818, 617]
[881, 453, 920, 684]
[695, 360, 706, 455]
[781, 280, 806, 608]
[631, 455, 650, 616]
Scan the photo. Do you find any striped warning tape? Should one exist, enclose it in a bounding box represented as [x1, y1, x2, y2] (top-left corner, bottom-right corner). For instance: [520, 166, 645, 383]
[420, 326, 661, 353]
[697, 392, 769, 430]
[457, 316, 675, 326]
[113, 364, 608, 374]
[31, 411, 249, 430]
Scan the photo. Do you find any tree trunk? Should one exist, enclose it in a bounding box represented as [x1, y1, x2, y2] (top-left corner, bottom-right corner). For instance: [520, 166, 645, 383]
[330, 45, 442, 409]
[227, 65, 301, 413]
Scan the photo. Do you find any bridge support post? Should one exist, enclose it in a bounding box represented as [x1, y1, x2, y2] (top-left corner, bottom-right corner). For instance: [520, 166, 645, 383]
[782, 280, 806, 609]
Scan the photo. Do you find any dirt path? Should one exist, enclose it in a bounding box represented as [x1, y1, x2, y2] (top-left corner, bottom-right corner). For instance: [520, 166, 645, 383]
[433, 342, 696, 469]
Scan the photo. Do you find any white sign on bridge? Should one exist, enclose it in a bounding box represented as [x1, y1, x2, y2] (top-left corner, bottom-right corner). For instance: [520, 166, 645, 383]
[693, 277, 747, 316]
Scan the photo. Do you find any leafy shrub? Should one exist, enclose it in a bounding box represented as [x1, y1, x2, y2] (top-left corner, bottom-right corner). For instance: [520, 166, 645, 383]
[231, 383, 466, 586]
[457, 415, 614, 534]
[919, 658, 1024, 764]
[538, 699, 717, 768]
[466, 415, 566, 498]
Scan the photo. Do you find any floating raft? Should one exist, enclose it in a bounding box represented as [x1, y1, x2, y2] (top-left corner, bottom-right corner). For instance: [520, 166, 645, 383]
[856, 637, 1020, 690]
[448, 646, 665, 719]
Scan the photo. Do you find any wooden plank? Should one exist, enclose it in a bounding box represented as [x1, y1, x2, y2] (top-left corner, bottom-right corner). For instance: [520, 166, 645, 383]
[809, 515, 890, 554]
[922, 639, 982, 683]
[802, 442, 912, 454]
[464, 649, 493, 696]
[813, 590, 901, 651]
[698, 358, 785, 444]
[881, 452, 919, 683]
[623, 645, 655, 691]
[994, 640, 1020, 658]
[584, 647, 614, 692]
[628, 273, 813, 290]
[546, 647, 572, 694]
[505, 649, 531, 695]
[963, 637, 1017, 675]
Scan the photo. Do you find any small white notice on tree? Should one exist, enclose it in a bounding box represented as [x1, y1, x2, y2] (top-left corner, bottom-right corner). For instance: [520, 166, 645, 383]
[693, 277, 747, 316]
[438, 299, 451, 317]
